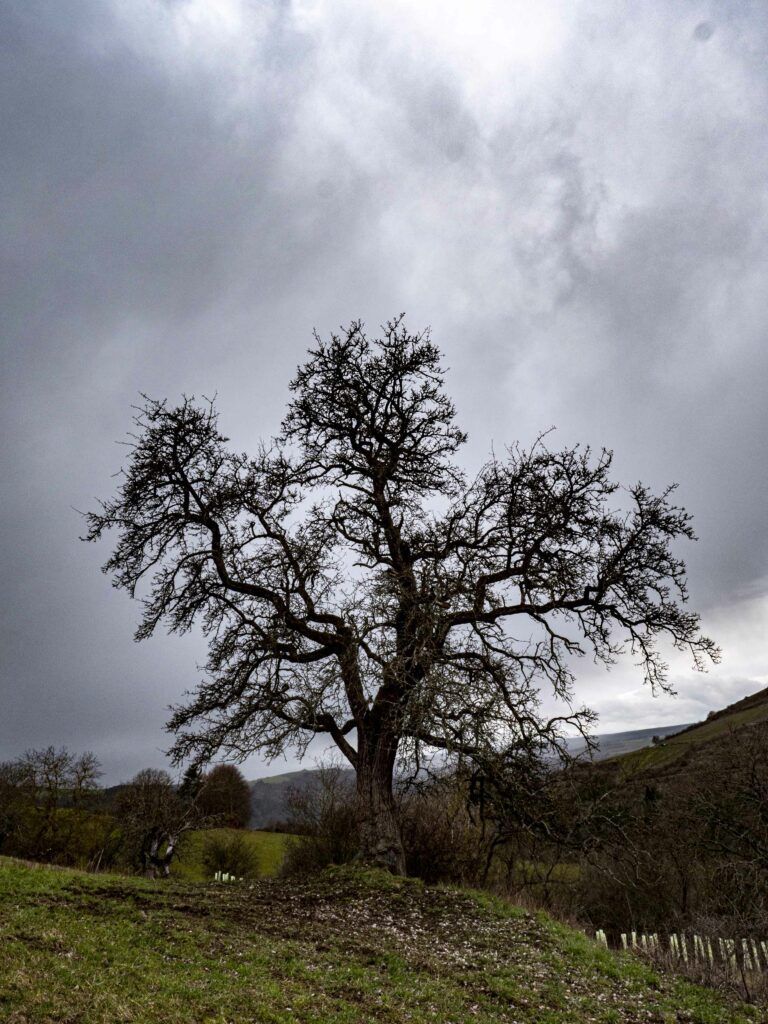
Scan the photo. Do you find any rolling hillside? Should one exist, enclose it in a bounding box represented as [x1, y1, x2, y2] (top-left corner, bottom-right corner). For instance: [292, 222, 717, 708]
[0, 857, 759, 1023]
[612, 685, 768, 775]
[100, 698, 764, 829]
[563, 721, 691, 760]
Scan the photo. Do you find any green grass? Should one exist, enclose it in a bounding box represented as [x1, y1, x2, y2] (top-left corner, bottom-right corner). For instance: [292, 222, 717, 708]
[171, 828, 290, 881]
[0, 857, 760, 1023]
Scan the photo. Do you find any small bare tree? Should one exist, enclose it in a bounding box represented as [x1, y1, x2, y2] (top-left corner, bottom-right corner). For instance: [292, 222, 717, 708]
[17, 747, 102, 861]
[0, 759, 29, 853]
[116, 768, 205, 878]
[87, 317, 717, 873]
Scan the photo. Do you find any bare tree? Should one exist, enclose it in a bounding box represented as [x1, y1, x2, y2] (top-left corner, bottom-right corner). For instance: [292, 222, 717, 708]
[282, 763, 359, 874]
[17, 746, 102, 861]
[86, 317, 717, 873]
[116, 768, 205, 878]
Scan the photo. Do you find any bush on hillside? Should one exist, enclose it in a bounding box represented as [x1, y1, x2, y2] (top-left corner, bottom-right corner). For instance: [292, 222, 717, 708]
[201, 831, 260, 879]
[399, 776, 490, 885]
[280, 764, 359, 875]
[571, 723, 768, 934]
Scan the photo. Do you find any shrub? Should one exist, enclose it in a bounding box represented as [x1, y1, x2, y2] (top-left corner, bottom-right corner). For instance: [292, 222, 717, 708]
[280, 765, 359, 876]
[201, 831, 260, 880]
[400, 781, 489, 885]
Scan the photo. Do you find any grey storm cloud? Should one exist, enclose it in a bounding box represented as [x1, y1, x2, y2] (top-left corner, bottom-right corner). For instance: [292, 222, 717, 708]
[1, 0, 767, 783]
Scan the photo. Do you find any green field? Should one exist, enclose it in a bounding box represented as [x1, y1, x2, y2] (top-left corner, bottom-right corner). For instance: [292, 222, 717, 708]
[171, 828, 290, 881]
[0, 856, 759, 1023]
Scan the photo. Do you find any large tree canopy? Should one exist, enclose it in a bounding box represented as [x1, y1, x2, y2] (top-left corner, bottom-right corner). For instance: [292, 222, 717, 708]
[87, 318, 717, 871]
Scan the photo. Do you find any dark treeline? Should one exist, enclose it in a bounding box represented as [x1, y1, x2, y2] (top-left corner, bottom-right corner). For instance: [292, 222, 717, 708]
[0, 748, 251, 877]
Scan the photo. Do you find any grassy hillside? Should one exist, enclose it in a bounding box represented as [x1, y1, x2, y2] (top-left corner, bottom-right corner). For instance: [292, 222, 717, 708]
[613, 685, 768, 775]
[0, 857, 759, 1023]
[171, 828, 290, 881]
[566, 722, 691, 759]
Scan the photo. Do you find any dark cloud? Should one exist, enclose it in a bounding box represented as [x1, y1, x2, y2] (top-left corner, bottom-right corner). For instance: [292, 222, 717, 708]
[1, 0, 766, 781]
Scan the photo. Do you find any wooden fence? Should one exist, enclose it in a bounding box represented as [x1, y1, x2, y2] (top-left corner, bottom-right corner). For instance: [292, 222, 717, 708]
[594, 930, 768, 971]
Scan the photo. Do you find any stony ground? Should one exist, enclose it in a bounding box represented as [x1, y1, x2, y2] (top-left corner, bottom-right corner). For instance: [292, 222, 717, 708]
[0, 858, 760, 1023]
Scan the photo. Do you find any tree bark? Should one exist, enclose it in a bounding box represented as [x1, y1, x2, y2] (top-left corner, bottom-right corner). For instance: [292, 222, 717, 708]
[355, 732, 406, 875]
[142, 830, 176, 879]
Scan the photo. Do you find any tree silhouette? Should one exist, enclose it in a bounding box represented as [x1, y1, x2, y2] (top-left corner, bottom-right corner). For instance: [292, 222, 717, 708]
[87, 317, 717, 872]
[198, 764, 252, 828]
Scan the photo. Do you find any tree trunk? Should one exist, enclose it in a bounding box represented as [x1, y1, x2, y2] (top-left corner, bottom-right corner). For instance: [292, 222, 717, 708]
[143, 830, 176, 879]
[356, 733, 406, 875]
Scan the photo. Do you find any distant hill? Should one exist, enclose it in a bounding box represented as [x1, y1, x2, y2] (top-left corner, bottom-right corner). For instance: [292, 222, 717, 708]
[246, 720, 697, 827]
[563, 722, 690, 760]
[248, 769, 342, 829]
[103, 691, 768, 827]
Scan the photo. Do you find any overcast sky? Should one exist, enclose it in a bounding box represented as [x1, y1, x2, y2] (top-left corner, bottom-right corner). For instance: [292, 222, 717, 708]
[2, 0, 767, 785]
